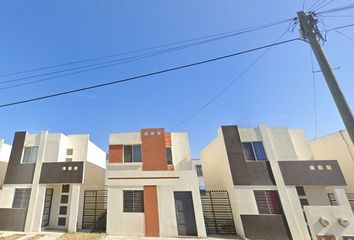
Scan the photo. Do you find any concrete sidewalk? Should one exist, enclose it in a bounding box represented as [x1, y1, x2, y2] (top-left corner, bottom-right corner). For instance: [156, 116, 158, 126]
[0, 232, 243, 240]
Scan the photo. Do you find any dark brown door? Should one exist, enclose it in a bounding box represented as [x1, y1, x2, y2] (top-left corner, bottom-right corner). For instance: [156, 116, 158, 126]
[316, 236, 336, 240]
[174, 191, 198, 236]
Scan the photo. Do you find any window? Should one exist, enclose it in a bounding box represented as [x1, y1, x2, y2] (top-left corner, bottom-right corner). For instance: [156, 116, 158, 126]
[196, 165, 203, 177]
[59, 206, 67, 215]
[58, 217, 66, 226]
[22, 147, 39, 163]
[66, 149, 73, 155]
[123, 190, 144, 212]
[254, 190, 282, 214]
[296, 186, 306, 196]
[242, 142, 267, 161]
[62, 185, 70, 193]
[296, 186, 308, 208]
[65, 158, 72, 162]
[300, 198, 309, 207]
[12, 188, 31, 208]
[166, 147, 173, 165]
[61, 195, 69, 204]
[124, 145, 142, 163]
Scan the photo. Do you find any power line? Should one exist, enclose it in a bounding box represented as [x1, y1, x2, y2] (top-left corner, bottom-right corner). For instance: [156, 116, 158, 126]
[308, 0, 326, 12]
[0, 19, 294, 88]
[310, 48, 318, 139]
[0, 18, 294, 80]
[316, 3, 354, 14]
[0, 38, 301, 109]
[323, 22, 354, 41]
[172, 29, 290, 129]
[302, 0, 306, 11]
[320, 14, 354, 18]
[313, 0, 335, 12]
[325, 23, 354, 32]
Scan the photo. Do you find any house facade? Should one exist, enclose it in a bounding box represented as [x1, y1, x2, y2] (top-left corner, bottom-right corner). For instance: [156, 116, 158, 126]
[0, 139, 11, 189]
[311, 130, 354, 194]
[191, 159, 205, 190]
[0, 131, 106, 232]
[201, 125, 354, 240]
[106, 128, 206, 238]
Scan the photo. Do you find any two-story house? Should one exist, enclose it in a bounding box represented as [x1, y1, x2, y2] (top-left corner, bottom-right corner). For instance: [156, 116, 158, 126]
[0, 131, 106, 233]
[106, 128, 206, 238]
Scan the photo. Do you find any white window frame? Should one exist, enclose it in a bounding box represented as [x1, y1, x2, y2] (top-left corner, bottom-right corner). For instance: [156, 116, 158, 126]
[123, 145, 142, 163]
[242, 142, 267, 161]
[21, 146, 39, 164]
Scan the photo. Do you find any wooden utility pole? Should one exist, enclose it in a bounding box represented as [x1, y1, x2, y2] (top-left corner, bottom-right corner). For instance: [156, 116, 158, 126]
[297, 11, 354, 146]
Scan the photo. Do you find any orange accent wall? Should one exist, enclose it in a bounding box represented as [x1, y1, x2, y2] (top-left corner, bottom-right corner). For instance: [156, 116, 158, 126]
[144, 186, 159, 237]
[164, 132, 172, 147]
[141, 128, 168, 171]
[109, 145, 123, 163]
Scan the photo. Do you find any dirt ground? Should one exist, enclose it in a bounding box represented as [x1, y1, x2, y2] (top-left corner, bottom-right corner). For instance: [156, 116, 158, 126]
[59, 233, 104, 240]
[0, 235, 25, 240]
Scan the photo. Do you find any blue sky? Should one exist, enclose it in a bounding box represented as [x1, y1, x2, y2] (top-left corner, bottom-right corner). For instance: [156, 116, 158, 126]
[0, 1, 353, 157]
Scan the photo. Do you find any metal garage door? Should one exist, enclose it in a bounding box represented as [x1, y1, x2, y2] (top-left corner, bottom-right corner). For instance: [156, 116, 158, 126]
[82, 190, 107, 231]
[200, 190, 237, 235]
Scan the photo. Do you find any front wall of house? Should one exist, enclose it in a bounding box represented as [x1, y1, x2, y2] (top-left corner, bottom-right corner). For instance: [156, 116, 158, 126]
[106, 171, 205, 237]
[107, 186, 145, 236]
[311, 131, 354, 193]
[304, 206, 354, 238]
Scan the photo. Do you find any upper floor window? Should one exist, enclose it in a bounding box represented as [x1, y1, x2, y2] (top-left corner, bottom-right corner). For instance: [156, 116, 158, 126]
[124, 145, 142, 163]
[12, 188, 31, 208]
[254, 190, 282, 214]
[66, 149, 73, 155]
[166, 147, 173, 165]
[242, 142, 267, 161]
[196, 165, 203, 177]
[22, 146, 39, 164]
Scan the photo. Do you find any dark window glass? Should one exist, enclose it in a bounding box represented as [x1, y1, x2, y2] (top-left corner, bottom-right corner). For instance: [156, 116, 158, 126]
[300, 198, 309, 207]
[254, 190, 282, 214]
[62, 185, 70, 193]
[196, 165, 203, 177]
[123, 190, 144, 212]
[132, 145, 142, 162]
[58, 217, 66, 226]
[253, 142, 267, 161]
[59, 206, 67, 215]
[296, 186, 306, 196]
[12, 188, 31, 208]
[242, 143, 256, 160]
[60, 195, 69, 204]
[66, 149, 73, 155]
[124, 146, 132, 163]
[124, 145, 142, 163]
[166, 147, 173, 165]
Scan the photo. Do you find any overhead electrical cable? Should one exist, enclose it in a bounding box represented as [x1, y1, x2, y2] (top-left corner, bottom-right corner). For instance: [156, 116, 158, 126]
[0, 20, 293, 87]
[308, 0, 326, 12]
[310, 48, 318, 139]
[312, 0, 335, 12]
[0, 38, 301, 108]
[316, 3, 354, 14]
[322, 22, 354, 41]
[0, 18, 294, 79]
[172, 28, 291, 129]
